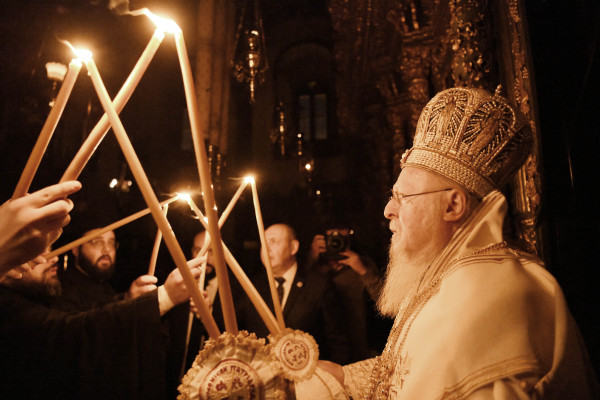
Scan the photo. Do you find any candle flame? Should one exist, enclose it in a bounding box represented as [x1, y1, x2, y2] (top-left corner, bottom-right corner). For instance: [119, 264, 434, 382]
[131, 8, 181, 33]
[60, 40, 92, 63]
[176, 192, 191, 202]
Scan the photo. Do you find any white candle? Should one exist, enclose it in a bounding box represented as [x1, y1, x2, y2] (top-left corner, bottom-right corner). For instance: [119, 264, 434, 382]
[250, 178, 285, 329]
[174, 27, 238, 334]
[82, 52, 220, 339]
[46, 196, 179, 259]
[193, 178, 249, 258]
[13, 59, 82, 199]
[147, 203, 169, 276]
[186, 196, 281, 335]
[61, 29, 165, 182]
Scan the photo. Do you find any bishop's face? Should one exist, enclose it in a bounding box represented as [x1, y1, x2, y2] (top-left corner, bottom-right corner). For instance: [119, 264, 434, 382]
[384, 167, 447, 264]
[378, 167, 450, 316]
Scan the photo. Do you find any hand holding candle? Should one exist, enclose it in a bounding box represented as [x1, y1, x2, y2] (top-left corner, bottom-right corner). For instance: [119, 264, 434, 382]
[78, 48, 219, 338]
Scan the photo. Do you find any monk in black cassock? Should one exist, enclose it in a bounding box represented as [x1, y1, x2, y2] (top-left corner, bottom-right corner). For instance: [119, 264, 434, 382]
[0, 253, 202, 400]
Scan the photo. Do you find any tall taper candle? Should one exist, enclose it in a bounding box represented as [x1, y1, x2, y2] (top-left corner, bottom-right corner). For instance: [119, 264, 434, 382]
[174, 28, 237, 334]
[13, 59, 82, 198]
[61, 30, 165, 182]
[148, 203, 169, 276]
[250, 178, 285, 329]
[83, 54, 219, 339]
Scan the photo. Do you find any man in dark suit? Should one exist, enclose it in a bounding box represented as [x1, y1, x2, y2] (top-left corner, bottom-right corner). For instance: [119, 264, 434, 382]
[237, 223, 351, 364]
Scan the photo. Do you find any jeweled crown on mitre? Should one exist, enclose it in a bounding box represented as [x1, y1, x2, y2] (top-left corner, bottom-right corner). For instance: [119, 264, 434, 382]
[400, 86, 533, 198]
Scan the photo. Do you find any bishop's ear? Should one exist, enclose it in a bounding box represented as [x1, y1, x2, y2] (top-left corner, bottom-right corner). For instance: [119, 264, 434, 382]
[443, 189, 469, 222]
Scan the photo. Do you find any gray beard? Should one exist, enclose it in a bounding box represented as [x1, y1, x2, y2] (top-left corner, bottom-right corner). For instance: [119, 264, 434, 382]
[376, 243, 429, 317]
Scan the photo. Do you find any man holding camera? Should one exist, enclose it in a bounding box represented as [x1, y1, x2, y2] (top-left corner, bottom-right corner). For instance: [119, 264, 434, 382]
[309, 227, 382, 298]
[237, 223, 351, 364]
[309, 226, 384, 361]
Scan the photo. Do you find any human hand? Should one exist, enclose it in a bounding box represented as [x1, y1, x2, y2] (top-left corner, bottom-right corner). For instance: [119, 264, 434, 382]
[338, 249, 368, 275]
[0, 181, 81, 277]
[310, 234, 327, 262]
[0, 254, 56, 284]
[126, 274, 158, 299]
[162, 257, 204, 306]
[0, 259, 32, 283]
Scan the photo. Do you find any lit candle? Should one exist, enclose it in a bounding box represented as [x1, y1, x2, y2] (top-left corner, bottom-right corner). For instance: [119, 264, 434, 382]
[192, 178, 249, 258]
[147, 203, 169, 276]
[173, 24, 237, 334]
[12, 59, 82, 199]
[61, 29, 165, 182]
[46, 196, 179, 259]
[186, 196, 280, 334]
[81, 51, 220, 339]
[250, 177, 285, 329]
[218, 178, 249, 227]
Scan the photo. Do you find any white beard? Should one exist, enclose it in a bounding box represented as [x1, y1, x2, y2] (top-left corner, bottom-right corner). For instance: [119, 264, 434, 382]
[377, 241, 430, 317]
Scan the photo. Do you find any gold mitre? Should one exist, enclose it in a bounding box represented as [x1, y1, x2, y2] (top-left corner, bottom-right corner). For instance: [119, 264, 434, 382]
[400, 86, 533, 197]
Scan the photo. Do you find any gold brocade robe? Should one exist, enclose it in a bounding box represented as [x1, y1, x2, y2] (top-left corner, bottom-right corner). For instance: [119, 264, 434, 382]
[343, 191, 598, 399]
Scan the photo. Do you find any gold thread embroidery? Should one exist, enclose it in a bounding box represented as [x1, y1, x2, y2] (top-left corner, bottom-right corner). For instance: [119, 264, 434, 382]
[366, 241, 509, 399]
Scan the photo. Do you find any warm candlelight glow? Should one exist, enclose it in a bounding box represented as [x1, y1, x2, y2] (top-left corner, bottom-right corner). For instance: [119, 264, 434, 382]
[83, 54, 220, 338]
[60, 29, 165, 182]
[59, 39, 92, 64]
[176, 192, 191, 203]
[75, 49, 92, 62]
[131, 8, 181, 34]
[244, 175, 255, 184]
[61, 40, 93, 63]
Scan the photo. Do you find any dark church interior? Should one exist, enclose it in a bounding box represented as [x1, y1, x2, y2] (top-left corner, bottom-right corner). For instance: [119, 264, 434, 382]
[1, 0, 599, 382]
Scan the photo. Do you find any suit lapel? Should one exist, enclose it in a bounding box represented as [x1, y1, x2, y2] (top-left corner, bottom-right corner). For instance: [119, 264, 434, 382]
[283, 267, 305, 318]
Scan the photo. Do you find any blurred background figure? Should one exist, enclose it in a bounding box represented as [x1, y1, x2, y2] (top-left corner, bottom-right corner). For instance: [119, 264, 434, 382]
[308, 222, 385, 361]
[237, 223, 351, 364]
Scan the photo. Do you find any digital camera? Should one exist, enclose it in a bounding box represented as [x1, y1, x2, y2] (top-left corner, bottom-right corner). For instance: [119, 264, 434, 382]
[321, 231, 350, 260]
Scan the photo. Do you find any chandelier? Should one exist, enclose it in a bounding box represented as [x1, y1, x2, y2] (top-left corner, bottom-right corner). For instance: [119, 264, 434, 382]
[232, 0, 269, 103]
